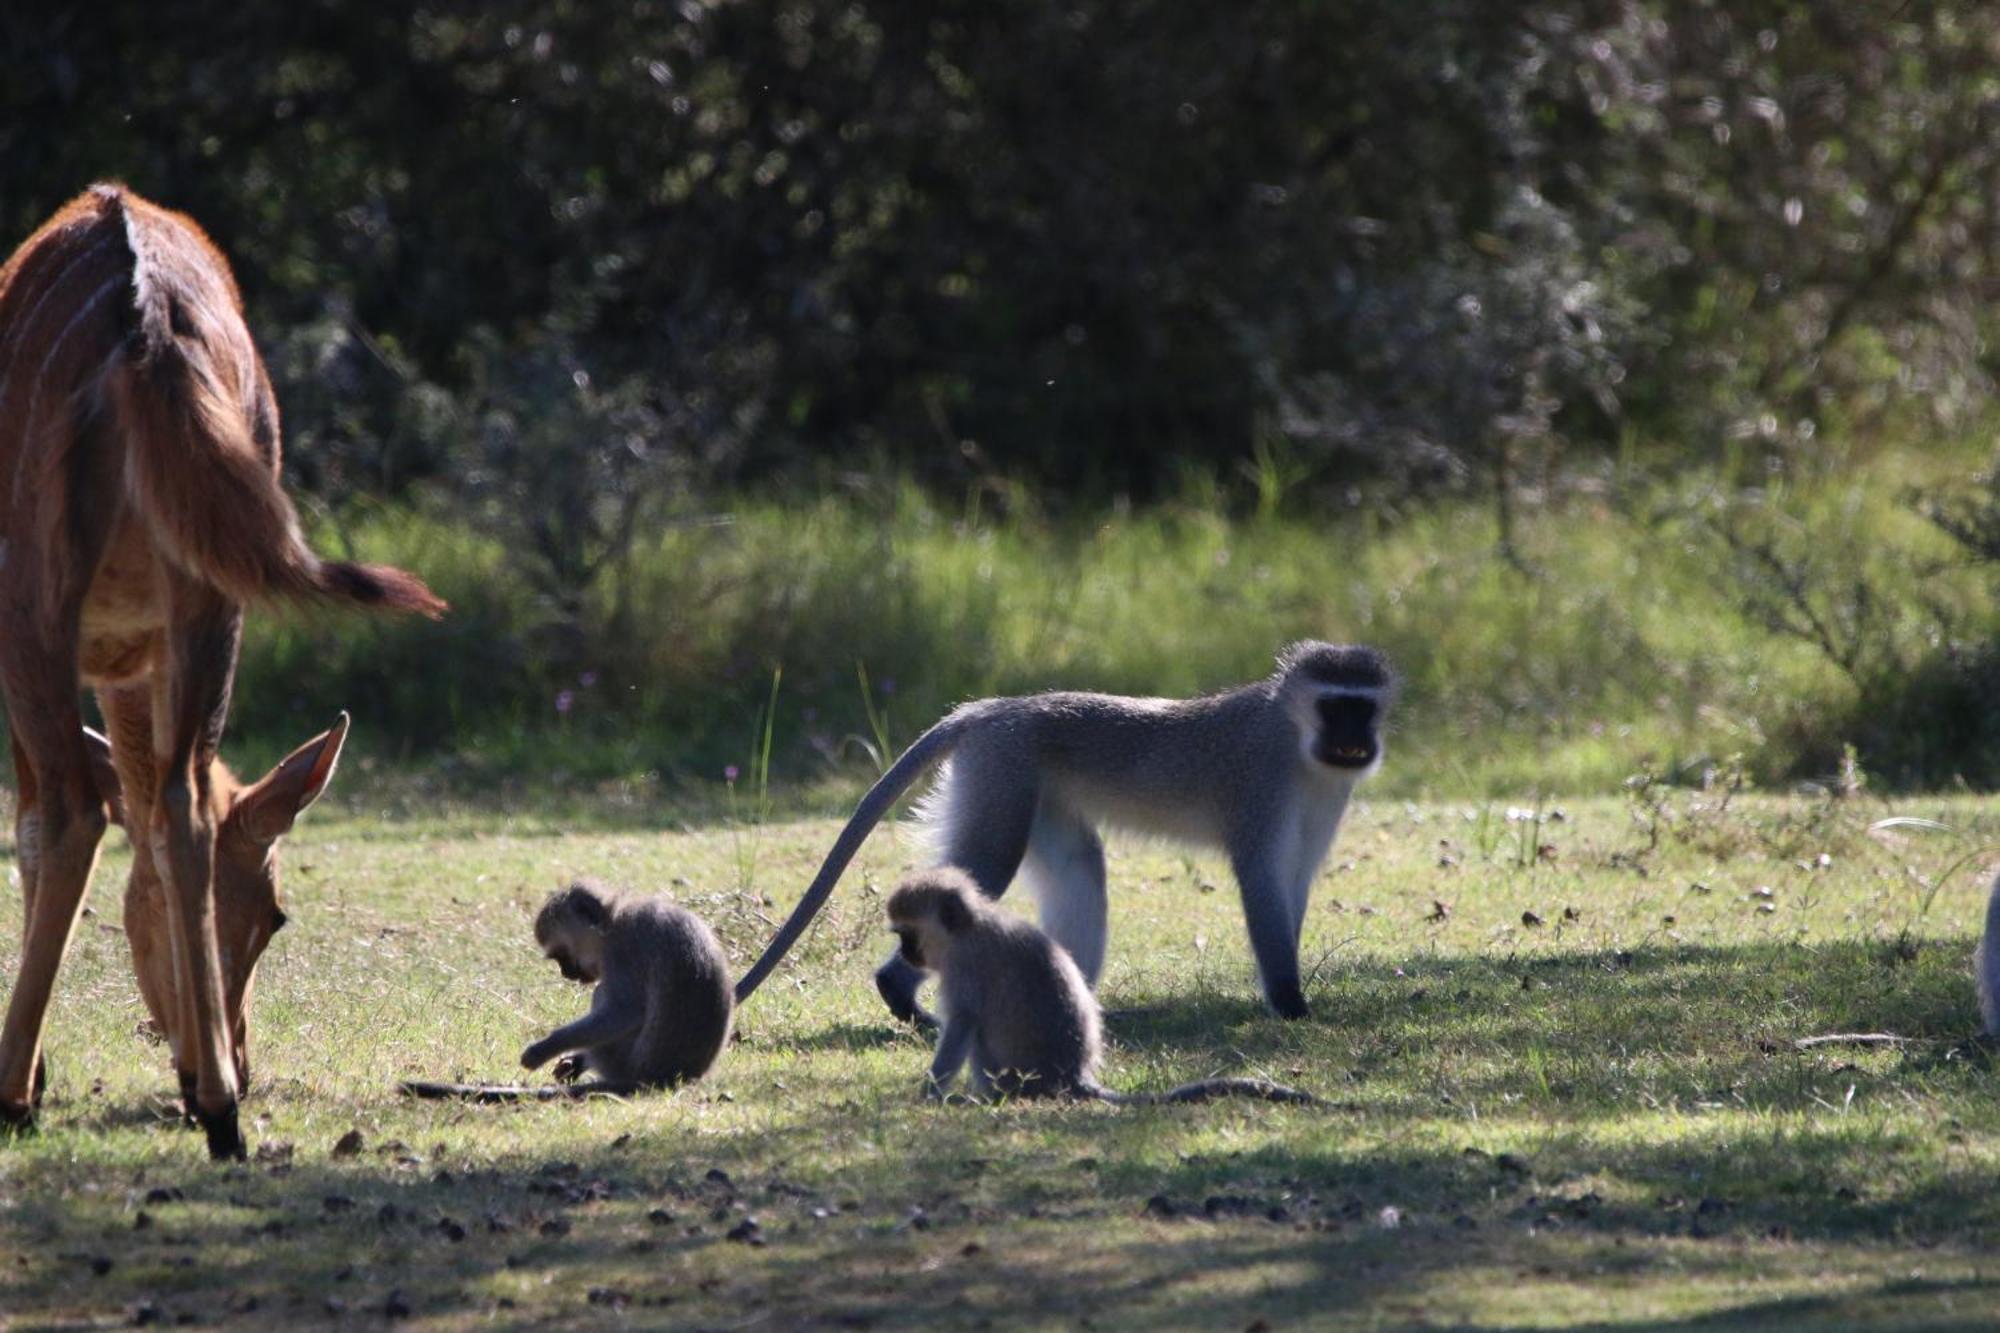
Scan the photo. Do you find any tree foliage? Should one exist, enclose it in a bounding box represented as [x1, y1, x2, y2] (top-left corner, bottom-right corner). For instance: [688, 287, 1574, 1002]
[4, 1, 1996, 504]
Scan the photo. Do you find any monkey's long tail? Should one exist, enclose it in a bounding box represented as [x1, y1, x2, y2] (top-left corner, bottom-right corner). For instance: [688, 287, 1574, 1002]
[1093, 1078, 1318, 1106]
[1979, 873, 2000, 1037]
[398, 1079, 637, 1102]
[732, 707, 984, 1003]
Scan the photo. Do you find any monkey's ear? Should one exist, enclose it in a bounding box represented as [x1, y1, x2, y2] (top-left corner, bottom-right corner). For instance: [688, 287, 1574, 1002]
[938, 894, 970, 933]
[234, 714, 350, 844]
[81, 727, 126, 828]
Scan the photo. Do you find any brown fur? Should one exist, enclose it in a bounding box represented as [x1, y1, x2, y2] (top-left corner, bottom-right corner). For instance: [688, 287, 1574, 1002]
[0, 186, 446, 619]
[93, 703, 342, 1097]
[0, 184, 440, 1158]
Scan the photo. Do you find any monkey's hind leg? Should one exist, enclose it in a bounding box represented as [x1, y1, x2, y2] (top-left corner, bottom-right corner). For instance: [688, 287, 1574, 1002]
[880, 752, 1039, 1027]
[1020, 802, 1108, 985]
[1978, 873, 2000, 1036]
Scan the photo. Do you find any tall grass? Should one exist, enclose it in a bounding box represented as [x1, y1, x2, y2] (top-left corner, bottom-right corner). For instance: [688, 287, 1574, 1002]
[200, 439, 2000, 798]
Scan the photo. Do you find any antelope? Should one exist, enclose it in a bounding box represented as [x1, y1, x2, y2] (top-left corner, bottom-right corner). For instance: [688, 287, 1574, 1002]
[0, 184, 444, 1159]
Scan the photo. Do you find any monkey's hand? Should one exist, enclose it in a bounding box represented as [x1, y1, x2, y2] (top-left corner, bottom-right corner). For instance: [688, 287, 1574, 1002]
[520, 1039, 557, 1071]
[552, 1053, 588, 1084]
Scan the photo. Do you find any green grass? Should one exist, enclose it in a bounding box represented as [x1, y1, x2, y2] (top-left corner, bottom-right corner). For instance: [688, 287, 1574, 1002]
[225, 437, 2000, 796]
[5, 785, 2000, 1328]
[108, 432, 1973, 801]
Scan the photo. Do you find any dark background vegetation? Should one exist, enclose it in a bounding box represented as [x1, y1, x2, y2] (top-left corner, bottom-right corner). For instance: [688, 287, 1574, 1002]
[6, 1, 2000, 793]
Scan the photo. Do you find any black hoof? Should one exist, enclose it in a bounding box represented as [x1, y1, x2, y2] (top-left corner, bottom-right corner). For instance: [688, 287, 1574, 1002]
[198, 1103, 246, 1162]
[0, 1099, 36, 1138]
[30, 1052, 48, 1106]
[177, 1071, 200, 1127]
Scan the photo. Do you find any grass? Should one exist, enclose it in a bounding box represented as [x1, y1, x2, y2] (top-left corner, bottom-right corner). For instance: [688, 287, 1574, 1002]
[4, 783, 2000, 1328]
[176, 434, 2000, 799]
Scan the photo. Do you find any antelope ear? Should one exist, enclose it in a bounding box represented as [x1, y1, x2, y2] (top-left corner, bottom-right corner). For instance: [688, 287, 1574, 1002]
[233, 713, 350, 844]
[82, 727, 126, 827]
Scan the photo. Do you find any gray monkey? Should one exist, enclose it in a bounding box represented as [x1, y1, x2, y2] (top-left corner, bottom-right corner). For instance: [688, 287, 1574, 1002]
[887, 869, 1314, 1104]
[736, 641, 1393, 1023]
[403, 880, 731, 1101]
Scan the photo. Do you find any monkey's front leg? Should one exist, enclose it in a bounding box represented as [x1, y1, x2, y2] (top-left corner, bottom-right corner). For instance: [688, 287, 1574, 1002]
[521, 991, 642, 1072]
[923, 1014, 976, 1101]
[1231, 852, 1309, 1019]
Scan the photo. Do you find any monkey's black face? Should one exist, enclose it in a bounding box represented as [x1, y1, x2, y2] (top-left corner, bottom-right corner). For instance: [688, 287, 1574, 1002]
[1312, 693, 1381, 770]
[893, 925, 928, 970]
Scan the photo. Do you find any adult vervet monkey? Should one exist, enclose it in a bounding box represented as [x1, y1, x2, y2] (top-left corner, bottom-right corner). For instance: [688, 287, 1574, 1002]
[735, 641, 1393, 1021]
[887, 870, 1314, 1104]
[403, 880, 732, 1101]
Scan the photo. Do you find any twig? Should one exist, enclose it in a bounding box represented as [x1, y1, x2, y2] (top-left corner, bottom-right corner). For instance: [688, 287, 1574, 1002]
[1791, 1032, 1916, 1050]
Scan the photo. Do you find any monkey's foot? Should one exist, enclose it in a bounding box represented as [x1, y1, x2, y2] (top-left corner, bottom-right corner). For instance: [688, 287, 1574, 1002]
[874, 956, 940, 1029]
[552, 1054, 588, 1085]
[1267, 987, 1310, 1021]
[197, 1103, 246, 1162]
[874, 967, 939, 1031]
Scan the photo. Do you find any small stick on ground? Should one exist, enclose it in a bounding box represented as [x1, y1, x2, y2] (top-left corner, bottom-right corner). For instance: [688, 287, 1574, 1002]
[399, 1080, 635, 1102]
[1791, 1032, 1914, 1050]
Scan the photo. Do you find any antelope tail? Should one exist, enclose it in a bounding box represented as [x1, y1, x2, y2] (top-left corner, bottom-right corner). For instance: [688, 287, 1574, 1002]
[106, 188, 443, 618]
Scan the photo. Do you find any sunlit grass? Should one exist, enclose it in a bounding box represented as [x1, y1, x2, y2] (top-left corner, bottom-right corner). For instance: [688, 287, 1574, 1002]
[3, 789, 1999, 1327]
[201, 438, 2000, 800]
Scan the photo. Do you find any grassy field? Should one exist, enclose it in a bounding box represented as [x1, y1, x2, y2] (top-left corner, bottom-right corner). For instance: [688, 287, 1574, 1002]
[184, 435, 2000, 799]
[3, 782, 2000, 1330]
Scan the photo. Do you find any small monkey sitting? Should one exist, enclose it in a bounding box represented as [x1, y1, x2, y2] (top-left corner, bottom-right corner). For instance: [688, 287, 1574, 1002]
[403, 880, 732, 1101]
[887, 869, 1314, 1105]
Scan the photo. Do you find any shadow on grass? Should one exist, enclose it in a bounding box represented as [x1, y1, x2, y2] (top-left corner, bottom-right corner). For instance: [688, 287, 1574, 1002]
[7, 1110, 1998, 1330]
[1068, 935, 1985, 1108]
[6, 934, 1999, 1329]
[1561, 1278, 2000, 1332]
[762, 1018, 920, 1055]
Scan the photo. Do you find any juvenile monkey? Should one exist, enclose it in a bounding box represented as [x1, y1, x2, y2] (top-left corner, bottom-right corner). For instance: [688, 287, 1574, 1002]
[887, 870, 1314, 1105]
[402, 880, 731, 1101]
[736, 641, 1393, 1022]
